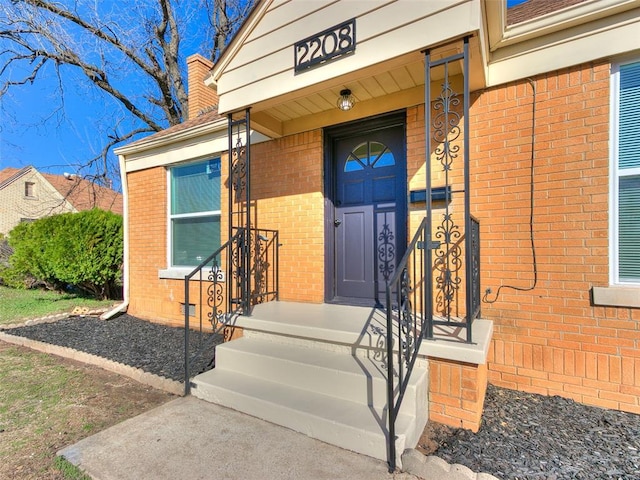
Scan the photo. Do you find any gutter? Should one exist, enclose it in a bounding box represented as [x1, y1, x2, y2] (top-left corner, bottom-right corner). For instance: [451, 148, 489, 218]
[101, 154, 130, 320]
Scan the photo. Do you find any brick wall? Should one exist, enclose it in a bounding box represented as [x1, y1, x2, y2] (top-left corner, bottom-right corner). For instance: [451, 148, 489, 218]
[251, 130, 325, 303]
[470, 61, 640, 414]
[187, 54, 218, 120]
[124, 60, 639, 420]
[429, 358, 488, 431]
[127, 167, 168, 321]
[127, 166, 195, 326]
[126, 130, 325, 325]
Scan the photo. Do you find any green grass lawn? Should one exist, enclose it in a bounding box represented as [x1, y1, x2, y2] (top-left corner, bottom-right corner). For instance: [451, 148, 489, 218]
[0, 343, 173, 479]
[0, 286, 114, 325]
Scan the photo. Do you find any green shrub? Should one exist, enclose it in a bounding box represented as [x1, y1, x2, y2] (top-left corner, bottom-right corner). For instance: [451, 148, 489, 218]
[5, 209, 123, 299]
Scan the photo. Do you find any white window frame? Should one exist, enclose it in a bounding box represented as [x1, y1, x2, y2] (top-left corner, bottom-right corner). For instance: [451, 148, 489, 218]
[161, 157, 221, 277]
[609, 59, 640, 287]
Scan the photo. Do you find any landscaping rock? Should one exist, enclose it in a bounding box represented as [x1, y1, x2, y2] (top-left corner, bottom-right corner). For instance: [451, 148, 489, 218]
[7, 314, 222, 382]
[433, 385, 640, 479]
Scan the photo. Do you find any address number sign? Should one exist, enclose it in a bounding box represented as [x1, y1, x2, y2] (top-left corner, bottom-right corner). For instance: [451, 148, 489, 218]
[294, 18, 356, 72]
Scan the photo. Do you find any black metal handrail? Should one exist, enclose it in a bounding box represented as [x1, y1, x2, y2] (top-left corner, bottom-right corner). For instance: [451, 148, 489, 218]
[385, 217, 428, 471]
[385, 215, 480, 470]
[184, 227, 279, 395]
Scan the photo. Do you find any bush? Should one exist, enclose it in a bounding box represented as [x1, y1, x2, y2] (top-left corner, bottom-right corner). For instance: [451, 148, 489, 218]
[5, 209, 123, 299]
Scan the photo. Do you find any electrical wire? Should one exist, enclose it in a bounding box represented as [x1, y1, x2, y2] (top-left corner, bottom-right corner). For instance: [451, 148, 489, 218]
[483, 78, 538, 304]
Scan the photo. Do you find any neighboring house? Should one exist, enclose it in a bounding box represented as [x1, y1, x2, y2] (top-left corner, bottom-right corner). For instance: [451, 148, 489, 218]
[116, 0, 640, 469]
[0, 166, 123, 235]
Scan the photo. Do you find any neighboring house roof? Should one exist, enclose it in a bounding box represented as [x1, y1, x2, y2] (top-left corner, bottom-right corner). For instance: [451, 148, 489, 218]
[0, 167, 24, 186]
[0, 166, 123, 215]
[41, 172, 123, 214]
[507, 0, 588, 25]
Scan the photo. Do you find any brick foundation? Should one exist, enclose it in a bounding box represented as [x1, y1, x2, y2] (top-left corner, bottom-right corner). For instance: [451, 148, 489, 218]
[428, 358, 488, 431]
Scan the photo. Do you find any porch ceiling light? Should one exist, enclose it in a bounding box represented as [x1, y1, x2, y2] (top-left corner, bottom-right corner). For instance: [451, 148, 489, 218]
[337, 89, 355, 111]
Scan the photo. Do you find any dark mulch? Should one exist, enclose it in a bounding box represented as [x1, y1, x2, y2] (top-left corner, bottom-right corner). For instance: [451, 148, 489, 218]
[6, 314, 640, 479]
[6, 313, 222, 382]
[420, 384, 640, 480]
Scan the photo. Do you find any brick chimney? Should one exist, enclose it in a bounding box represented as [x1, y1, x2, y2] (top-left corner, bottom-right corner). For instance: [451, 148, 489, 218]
[187, 54, 218, 120]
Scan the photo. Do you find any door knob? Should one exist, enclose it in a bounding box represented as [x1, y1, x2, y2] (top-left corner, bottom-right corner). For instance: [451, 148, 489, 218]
[334, 218, 342, 226]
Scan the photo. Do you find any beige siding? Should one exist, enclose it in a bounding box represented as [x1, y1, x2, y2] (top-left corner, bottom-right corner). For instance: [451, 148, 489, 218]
[215, 0, 480, 113]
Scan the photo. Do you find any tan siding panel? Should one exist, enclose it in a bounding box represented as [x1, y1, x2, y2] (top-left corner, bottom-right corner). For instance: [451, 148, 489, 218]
[226, 0, 391, 72]
[218, 0, 479, 113]
[248, 0, 338, 41]
[223, 0, 468, 80]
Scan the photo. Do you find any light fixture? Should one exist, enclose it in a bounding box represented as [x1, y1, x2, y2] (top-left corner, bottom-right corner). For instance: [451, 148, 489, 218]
[337, 88, 355, 111]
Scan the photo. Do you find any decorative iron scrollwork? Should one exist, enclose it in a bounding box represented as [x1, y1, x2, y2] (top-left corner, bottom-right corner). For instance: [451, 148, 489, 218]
[231, 136, 246, 202]
[207, 261, 226, 332]
[432, 80, 461, 173]
[470, 217, 481, 319]
[431, 73, 464, 321]
[434, 213, 462, 319]
[250, 232, 272, 304]
[377, 222, 396, 282]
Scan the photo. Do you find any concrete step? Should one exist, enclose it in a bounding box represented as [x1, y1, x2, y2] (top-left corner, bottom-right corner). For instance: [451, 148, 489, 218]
[192, 333, 429, 462]
[191, 368, 415, 460]
[213, 336, 423, 411]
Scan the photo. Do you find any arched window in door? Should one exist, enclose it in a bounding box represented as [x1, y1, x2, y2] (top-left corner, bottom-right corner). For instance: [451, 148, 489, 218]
[344, 141, 395, 172]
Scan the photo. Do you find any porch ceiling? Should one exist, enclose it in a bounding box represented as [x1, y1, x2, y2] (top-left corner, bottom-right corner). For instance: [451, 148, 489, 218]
[234, 36, 485, 139]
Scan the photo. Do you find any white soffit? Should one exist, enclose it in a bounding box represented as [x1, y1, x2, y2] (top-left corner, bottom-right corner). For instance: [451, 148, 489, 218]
[486, 0, 640, 86]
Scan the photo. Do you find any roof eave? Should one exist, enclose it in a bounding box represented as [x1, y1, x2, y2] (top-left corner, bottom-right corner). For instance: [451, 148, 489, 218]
[114, 117, 228, 157]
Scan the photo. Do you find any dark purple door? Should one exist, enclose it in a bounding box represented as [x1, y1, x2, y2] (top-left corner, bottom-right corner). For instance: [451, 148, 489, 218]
[332, 123, 406, 304]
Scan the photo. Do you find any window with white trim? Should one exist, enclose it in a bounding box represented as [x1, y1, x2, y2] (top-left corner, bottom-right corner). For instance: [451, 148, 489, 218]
[612, 60, 640, 284]
[169, 158, 221, 267]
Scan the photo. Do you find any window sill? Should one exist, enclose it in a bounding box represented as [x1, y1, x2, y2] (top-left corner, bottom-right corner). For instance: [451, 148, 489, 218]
[158, 268, 225, 281]
[592, 286, 640, 308]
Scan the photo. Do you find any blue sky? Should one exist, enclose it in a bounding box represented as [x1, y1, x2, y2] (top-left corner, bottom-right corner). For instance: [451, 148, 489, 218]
[0, 0, 220, 186]
[0, 66, 118, 178]
[0, 0, 528, 184]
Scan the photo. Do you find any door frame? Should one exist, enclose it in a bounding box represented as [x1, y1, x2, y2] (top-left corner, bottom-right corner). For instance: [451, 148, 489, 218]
[323, 110, 407, 305]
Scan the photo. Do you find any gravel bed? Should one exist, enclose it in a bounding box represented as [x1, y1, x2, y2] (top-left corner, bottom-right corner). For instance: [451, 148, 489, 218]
[6, 314, 222, 382]
[6, 315, 640, 478]
[433, 384, 640, 480]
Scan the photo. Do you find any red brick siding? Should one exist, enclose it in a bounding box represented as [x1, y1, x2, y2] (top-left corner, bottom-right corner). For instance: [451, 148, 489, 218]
[470, 61, 640, 414]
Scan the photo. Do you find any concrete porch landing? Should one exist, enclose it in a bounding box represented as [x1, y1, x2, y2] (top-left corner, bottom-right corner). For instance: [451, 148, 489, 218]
[237, 301, 493, 365]
[237, 301, 392, 347]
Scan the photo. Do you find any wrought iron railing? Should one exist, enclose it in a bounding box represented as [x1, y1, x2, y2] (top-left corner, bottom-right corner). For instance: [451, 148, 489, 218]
[470, 215, 481, 320]
[184, 227, 279, 395]
[385, 215, 480, 470]
[425, 213, 481, 341]
[385, 217, 428, 471]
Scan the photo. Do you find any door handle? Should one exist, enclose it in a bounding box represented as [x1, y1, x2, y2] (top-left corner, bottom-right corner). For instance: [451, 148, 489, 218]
[334, 218, 342, 226]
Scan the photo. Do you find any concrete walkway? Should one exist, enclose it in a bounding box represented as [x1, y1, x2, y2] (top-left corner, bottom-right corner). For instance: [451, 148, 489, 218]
[59, 396, 418, 480]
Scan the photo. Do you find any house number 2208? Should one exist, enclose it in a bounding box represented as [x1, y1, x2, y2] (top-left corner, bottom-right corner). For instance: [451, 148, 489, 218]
[294, 18, 356, 73]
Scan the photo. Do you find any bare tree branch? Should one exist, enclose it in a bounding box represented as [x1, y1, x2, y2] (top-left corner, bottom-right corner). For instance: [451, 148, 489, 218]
[0, 0, 255, 186]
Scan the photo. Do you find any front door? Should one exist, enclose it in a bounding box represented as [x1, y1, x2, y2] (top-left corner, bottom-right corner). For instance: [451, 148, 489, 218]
[327, 114, 406, 305]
